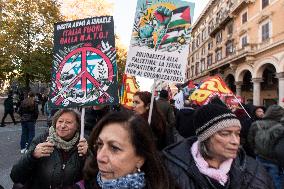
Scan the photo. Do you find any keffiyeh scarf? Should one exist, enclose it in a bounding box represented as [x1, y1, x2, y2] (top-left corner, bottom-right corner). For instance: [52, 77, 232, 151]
[97, 171, 145, 189]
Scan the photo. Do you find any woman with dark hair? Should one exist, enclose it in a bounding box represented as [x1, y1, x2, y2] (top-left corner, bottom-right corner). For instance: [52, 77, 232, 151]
[11, 109, 88, 189]
[133, 91, 173, 150]
[74, 111, 177, 189]
[18, 91, 39, 153]
[163, 104, 274, 189]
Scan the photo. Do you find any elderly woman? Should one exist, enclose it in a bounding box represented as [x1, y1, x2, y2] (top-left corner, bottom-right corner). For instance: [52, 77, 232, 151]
[73, 111, 177, 189]
[10, 109, 88, 189]
[163, 104, 274, 189]
[132, 91, 173, 150]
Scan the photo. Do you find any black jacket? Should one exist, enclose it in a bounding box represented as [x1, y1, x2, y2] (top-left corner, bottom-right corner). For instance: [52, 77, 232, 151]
[157, 98, 176, 128]
[176, 108, 195, 138]
[4, 96, 14, 112]
[18, 101, 39, 122]
[274, 137, 284, 168]
[163, 137, 275, 189]
[10, 133, 85, 189]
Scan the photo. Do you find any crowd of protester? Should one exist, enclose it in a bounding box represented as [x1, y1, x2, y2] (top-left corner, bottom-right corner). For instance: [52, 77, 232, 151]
[2, 88, 284, 189]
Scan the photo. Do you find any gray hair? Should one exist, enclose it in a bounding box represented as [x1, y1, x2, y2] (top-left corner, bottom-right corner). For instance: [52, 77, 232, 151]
[198, 139, 213, 159]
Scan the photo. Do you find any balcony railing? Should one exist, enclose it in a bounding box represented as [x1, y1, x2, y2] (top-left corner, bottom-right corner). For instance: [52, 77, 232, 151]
[209, 9, 233, 37]
[231, 0, 255, 15]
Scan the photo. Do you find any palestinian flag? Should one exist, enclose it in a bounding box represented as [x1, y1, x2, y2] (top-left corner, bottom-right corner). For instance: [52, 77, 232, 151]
[159, 6, 191, 46]
[168, 6, 191, 29]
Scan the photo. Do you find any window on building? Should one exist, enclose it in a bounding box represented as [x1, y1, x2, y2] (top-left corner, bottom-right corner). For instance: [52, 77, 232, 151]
[226, 41, 234, 56]
[261, 22, 270, 42]
[216, 11, 221, 24]
[196, 34, 200, 47]
[262, 0, 269, 9]
[241, 35, 248, 48]
[191, 66, 194, 77]
[192, 55, 195, 63]
[202, 29, 207, 41]
[208, 20, 213, 34]
[216, 31, 222, 44]
[216, 48, 222, 61]
[242, 11, 247, 24]
[227, 23, 233, 36]
[207, 54, 213, 67]
[201, 47, 205, 56]
[201, 58, 206, 71]
[195, 62, 200, 75]
[192, 40, 195, 51]
[208, 41, 213, 50]
[196, 51, 200, 60]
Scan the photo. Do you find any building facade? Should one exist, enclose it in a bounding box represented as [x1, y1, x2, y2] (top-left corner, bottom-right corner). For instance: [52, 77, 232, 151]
[187, 0, 284, 107]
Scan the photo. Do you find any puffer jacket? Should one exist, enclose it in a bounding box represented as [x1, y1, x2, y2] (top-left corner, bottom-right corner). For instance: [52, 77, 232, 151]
[163, 137, 275, 189]
[247, 105, 284, 161]
[10, 132, 85, 189]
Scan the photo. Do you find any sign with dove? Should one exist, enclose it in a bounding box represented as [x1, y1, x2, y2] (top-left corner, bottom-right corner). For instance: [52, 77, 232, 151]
[125, 0, 195, 83]
[50, 16, 118, 108]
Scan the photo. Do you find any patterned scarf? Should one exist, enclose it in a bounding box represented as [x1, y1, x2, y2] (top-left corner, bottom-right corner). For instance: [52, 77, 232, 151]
[191, 141, 233, 186]
[47, 126, 79, 151]
[97, 171, 145, 189]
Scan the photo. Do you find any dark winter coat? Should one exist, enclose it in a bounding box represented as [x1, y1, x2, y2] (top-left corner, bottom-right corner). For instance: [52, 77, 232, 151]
[234, 108, 254, 157]
[176, 108, 196, 138]
[84, 107, 109, 135]
[18, 100, 39, 122]
[4, 95, 14, 112]
[157, 98, 176, 128]
[10, 133, 85, 189]
[247, 105, 284, 162]
[274, 137, 284, 168]
[163, 137, 275, 189]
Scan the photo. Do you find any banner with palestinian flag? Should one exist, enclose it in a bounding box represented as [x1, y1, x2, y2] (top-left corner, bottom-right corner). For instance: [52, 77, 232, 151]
[189, 76, 234, 106]
[125, 0, 195, 83]
[120, 74, 140, 109]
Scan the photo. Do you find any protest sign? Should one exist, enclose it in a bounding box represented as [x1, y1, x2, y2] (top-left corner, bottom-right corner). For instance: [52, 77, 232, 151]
[50, 16, 118, 108]
[125, 0, 194, 83]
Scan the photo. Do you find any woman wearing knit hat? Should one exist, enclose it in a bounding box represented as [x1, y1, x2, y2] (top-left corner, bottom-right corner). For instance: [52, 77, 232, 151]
[163, 104, 274, 189]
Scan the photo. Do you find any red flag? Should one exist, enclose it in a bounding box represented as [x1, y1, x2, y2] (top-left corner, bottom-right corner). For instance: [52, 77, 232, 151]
[189, 76, 233, 106]
[120, 74, 140, 109]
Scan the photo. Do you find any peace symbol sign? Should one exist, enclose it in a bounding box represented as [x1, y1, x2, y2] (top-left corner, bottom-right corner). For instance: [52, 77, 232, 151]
[53, 46, 114, 106]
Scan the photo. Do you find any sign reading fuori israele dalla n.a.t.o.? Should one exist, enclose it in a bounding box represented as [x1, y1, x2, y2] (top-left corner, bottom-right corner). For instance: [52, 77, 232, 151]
[50, 16, 119, 108]
[125, 0, 195, 83]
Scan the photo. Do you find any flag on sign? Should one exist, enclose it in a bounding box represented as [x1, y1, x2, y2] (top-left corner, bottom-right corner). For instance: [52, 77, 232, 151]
[168, 6, 191, 29]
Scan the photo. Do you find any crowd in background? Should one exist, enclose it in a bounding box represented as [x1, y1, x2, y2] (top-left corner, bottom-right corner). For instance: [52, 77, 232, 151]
[1, 88, 284, 189]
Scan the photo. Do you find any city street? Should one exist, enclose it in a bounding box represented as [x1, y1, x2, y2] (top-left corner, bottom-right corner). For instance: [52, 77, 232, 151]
[0, 100, 48, 189]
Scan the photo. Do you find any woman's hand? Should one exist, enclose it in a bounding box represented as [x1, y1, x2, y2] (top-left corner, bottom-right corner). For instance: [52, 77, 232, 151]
[33, 141, 54, 159]
[77, 138, 88, 157]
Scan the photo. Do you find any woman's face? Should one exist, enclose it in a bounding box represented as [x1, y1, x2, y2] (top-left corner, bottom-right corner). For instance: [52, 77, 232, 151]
[55, 112, 78, 140]
[132, 95, 148, 115]
[96, 123, 145, 180]
[207, 126, 240, 161]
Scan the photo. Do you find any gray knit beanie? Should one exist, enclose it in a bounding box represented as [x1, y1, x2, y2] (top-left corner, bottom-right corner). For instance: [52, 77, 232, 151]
[194, 104, 241, 141]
